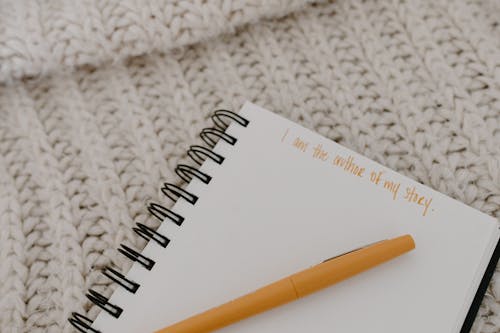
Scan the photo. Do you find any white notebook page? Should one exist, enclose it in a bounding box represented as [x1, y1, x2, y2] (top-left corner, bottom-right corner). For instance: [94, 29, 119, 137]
[92, 102, 499, 333]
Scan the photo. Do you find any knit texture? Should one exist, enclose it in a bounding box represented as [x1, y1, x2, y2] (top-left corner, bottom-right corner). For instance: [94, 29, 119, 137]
[0, 0, 499, 332]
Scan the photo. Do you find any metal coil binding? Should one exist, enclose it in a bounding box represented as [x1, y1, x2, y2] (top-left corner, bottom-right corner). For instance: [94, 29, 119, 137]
[69, 109, 249, 332]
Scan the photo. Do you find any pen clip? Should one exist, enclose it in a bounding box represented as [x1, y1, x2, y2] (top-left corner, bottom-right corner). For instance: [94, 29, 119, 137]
[322, 240, 385, 263]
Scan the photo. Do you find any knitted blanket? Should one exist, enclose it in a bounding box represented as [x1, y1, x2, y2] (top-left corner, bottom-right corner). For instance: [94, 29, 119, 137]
[0, 1, 499, 332]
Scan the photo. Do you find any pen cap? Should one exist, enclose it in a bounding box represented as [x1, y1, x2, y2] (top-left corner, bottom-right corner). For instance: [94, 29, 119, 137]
[290, 235, 415, 297]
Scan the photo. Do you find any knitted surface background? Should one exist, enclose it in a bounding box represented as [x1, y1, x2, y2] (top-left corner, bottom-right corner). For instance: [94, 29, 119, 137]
[0, 0, 499, 332]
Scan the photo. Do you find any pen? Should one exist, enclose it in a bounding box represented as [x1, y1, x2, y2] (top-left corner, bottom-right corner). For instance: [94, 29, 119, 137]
[156, 234, 415, 333]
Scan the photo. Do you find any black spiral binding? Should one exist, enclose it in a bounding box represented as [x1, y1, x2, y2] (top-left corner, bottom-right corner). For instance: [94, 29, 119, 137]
[69, 109, 249, 332]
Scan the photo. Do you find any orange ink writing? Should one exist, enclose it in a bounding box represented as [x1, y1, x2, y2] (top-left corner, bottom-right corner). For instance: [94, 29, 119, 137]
[383, 180, 401, 200]
[404, 186, 433, 216]
[292, 137, 309, 152]
[369, 171, 383, 185]
[281, 128, 290, 143]
[312, 144, 329, 161]
[333, 155, 365, 177]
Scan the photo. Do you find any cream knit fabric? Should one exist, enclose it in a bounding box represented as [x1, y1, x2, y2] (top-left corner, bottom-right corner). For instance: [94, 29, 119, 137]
[0, 0, 499, 332]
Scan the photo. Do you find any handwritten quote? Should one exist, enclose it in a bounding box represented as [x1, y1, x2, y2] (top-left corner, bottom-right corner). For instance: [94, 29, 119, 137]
[282, 129, 434, 217]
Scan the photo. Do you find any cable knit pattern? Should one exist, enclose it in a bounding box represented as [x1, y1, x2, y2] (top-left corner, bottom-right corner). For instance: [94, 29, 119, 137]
[0, 0, 316, 83]
[0, 0, 499, 332]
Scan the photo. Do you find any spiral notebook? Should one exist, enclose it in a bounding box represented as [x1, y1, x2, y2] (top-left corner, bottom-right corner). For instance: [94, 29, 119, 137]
[71, 102, 500, 333]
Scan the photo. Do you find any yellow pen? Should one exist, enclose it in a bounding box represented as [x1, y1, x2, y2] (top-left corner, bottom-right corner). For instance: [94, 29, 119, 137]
[156, 234, 415, 333]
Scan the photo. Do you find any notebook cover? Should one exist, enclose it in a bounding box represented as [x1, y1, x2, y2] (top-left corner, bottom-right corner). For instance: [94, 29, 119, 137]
[461, 239, 500, 332]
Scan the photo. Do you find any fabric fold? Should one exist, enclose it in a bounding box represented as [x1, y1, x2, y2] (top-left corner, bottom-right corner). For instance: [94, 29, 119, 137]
[0, 0, 319, 84]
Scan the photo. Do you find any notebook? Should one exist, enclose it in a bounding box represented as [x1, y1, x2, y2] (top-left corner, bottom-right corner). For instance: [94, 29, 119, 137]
[70, 102, 500, 333]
